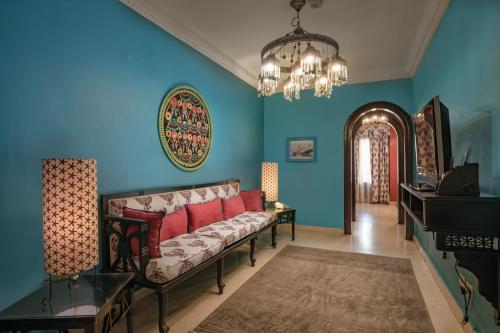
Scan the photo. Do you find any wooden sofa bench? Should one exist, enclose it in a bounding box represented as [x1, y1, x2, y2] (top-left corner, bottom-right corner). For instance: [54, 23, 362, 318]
[100, 179, 278, 333]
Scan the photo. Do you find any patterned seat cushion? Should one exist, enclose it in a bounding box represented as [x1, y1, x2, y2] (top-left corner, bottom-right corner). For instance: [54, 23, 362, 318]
[193, 220, 250, 246]
[225, 216, 260, 234]
[230, 211, 276, 231]
[193, 211, 276, 247]
[144, 234, 223, 284]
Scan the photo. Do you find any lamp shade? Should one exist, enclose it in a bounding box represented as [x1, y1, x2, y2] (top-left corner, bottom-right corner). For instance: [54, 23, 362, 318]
[42, 159, 98, 276]
[261, 162, 278, 202]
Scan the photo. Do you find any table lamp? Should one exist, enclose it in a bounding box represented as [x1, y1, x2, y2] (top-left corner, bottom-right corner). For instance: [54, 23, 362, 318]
[42, 159, 98, 279]
[261, 162, 278, 209]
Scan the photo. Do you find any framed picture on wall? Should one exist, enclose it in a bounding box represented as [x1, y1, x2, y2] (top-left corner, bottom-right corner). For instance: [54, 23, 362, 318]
[286, 137, 317, 162]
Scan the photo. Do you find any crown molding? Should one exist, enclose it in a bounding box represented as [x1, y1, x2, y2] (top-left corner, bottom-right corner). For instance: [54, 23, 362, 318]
[407, 0, 449, 76]
[346, 68, 411, 85]
[120, 0, 258, 87]
[120, 0, 448, 89]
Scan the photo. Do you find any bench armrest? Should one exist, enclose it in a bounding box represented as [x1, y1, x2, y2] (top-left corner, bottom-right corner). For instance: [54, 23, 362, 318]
[103, 215, 149, 279]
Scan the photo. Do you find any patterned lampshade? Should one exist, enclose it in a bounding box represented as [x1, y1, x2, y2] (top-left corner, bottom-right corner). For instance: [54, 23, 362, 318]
[261, 162, 278, 202]
[42, 159, 99, 276]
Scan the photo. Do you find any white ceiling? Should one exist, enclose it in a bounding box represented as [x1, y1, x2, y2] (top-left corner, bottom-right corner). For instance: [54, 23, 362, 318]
[120, 0, 448, 87]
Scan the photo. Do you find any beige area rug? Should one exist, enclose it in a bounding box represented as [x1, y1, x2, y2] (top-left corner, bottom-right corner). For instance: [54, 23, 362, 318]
[193, 245, 435, 333]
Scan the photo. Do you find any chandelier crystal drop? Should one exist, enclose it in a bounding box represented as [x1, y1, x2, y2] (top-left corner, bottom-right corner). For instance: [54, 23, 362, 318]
[328, 55, 348, 86]
[314, 73, 332, 98]
[257, 75, 278, 97]
[261, 53, 281, 81]
[301, 44, 322, 81]
[283, 77, 295, 102]
[257, 0, 348, 101]
[291, 62, 308, 90]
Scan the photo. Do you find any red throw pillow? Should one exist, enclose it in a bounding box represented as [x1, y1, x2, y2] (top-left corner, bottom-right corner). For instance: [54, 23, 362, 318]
[240, 190, 264, 212]
[186, 197, 223, 232]
[123, 207, 164, 258]
[160, 207, 188, 242]
[222, 195, 246, 220]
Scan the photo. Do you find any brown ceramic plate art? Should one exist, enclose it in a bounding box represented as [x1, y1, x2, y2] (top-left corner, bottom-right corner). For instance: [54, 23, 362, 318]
[158, 86, 212, 171]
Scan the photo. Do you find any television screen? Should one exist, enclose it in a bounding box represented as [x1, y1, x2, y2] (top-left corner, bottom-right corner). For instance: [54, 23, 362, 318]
[412, 96, 452, 188]
[414, 102, 437, 177]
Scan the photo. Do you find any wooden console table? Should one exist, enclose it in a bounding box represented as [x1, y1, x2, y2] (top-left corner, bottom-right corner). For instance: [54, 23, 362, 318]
[401, 183, 500, 324]
[0, 273, 134, 333]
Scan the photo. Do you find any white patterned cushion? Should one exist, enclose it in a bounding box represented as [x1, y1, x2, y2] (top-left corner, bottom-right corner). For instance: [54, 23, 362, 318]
[144, 234, 223, 284]
[193, 219, 250, 246]
[107, 183, 240, 217]
[175, 183, 240, 206]
[225, 216, 260, 234]
[108, 191, 180, 217]
[219, 183, 240, 199]
[231, 211, 276, 231]
[174, 187, 217, 206]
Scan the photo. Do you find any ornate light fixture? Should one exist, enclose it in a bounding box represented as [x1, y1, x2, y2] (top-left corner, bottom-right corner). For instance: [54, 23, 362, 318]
[314, 73, 332, 98]
[362, 114, 389, 125]
[257, 0, 348, 101]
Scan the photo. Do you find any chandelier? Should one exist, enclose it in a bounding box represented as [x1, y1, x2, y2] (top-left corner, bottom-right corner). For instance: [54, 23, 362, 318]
[257, 0, 348, 101]
[362, 114, 388, 126]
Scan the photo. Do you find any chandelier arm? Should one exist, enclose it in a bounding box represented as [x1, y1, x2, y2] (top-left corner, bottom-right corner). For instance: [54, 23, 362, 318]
[261, 33, 339, 59]
[291, 8, 301, 28]
[273, 43, 287, 55]
[280, 57, 333, 72]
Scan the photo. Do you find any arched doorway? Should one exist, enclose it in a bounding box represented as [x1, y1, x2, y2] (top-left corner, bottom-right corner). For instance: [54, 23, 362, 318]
[344, 101, 414, 240]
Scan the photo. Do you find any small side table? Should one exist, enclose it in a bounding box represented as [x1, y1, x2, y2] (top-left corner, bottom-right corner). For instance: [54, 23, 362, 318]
[267, 207, 296, 241]
[0, 273, 134, 333]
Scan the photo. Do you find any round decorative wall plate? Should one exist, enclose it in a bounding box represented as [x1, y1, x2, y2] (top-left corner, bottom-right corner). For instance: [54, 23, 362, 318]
[158, 86, 212, 171]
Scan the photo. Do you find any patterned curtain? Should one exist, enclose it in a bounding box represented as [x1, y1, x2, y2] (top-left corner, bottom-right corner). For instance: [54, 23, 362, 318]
[355, 123, 391, 204]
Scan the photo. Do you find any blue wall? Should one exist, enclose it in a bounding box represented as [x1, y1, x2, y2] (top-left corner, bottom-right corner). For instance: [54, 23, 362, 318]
[0, 0, 263, 310]
[412, 1, 500, 332]
[264, 79, 414, 228]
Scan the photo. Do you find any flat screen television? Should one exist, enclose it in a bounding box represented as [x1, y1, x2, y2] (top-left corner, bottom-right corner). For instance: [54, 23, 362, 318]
[413, 96, 452, 188]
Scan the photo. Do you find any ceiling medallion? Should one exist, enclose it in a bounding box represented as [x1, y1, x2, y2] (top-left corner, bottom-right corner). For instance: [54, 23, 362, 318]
[257, 0, 348, 101]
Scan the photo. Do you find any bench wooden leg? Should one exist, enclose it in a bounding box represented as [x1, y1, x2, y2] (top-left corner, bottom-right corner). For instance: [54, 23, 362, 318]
[272, 224, 277, 249]
[250, 238, 256, 267]
[217, 258, 225, 295]
[126, 281, 134, 333]
[156, 291, 169, 333]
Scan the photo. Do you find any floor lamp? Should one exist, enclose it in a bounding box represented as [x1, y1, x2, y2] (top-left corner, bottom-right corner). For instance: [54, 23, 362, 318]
[42, 158, 99, 300]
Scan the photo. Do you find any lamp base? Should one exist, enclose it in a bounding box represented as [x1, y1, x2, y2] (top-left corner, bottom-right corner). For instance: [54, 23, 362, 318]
[49, 273, 79, 281]
[264, 201, 275, 210]
[274, 202, 286, 210]
[265, 201, 287, 210]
